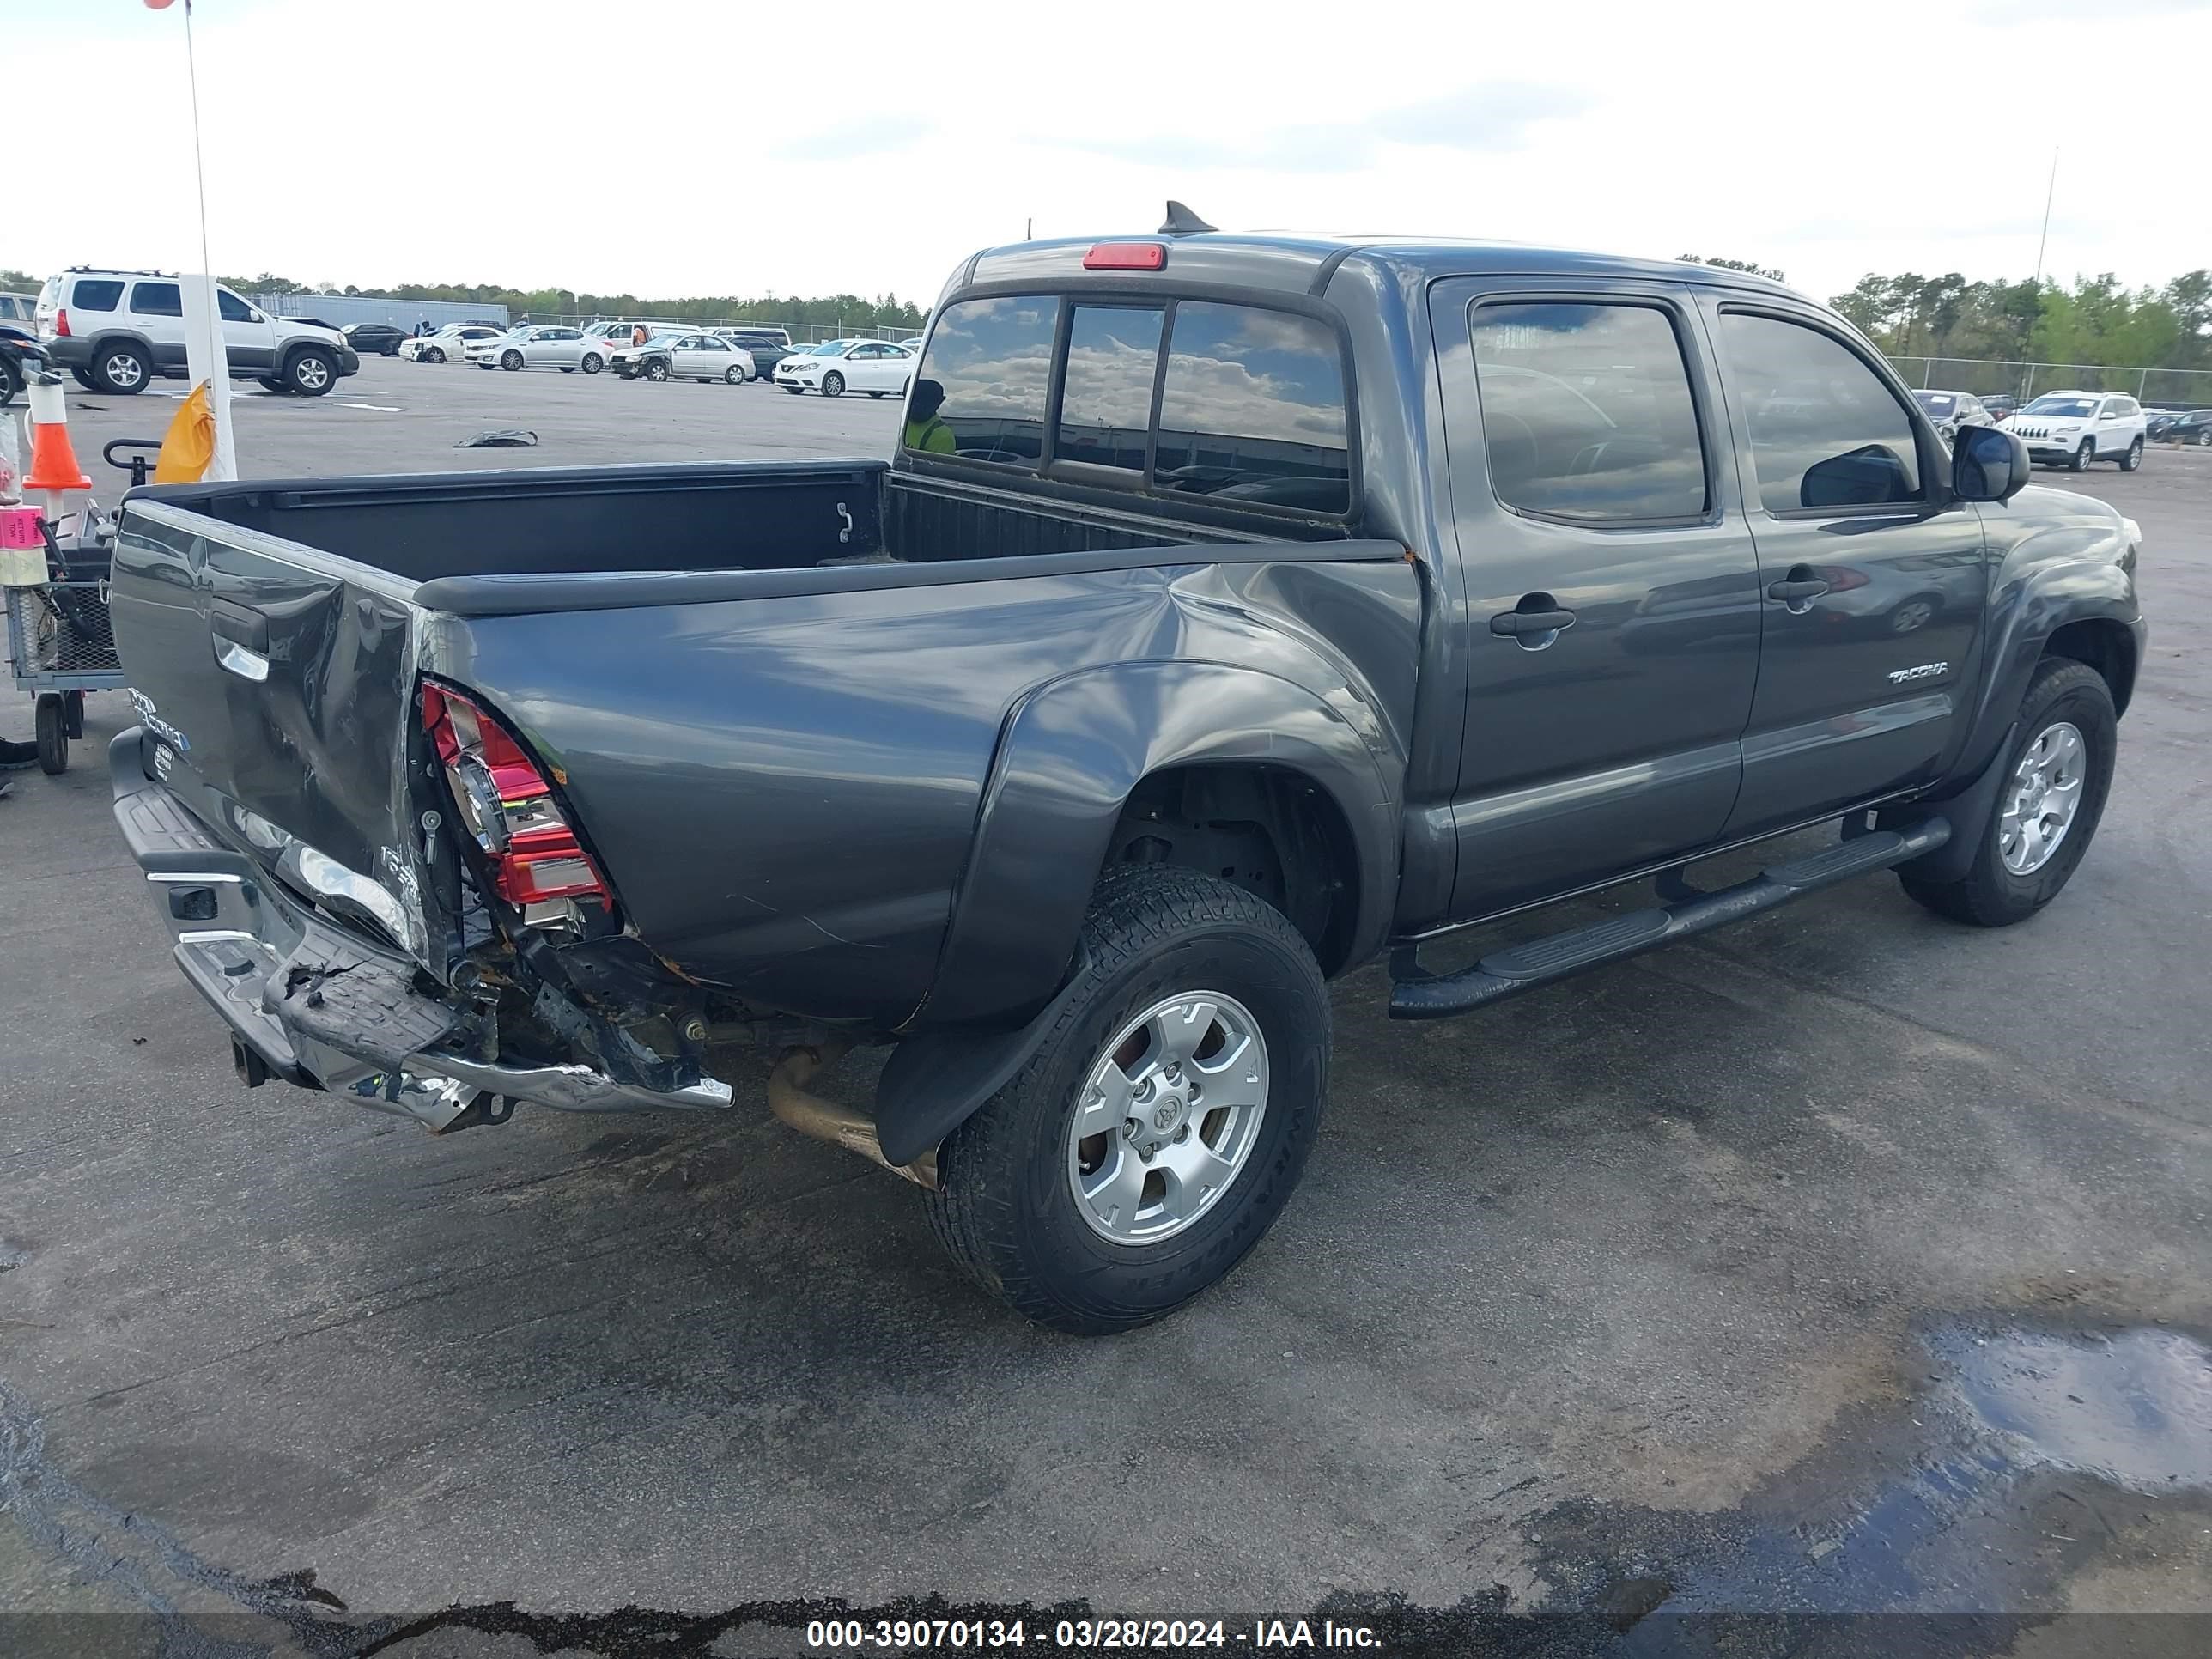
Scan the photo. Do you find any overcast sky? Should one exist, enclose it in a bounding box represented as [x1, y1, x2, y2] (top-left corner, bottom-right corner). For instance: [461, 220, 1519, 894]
[6, 0, 2207, 309]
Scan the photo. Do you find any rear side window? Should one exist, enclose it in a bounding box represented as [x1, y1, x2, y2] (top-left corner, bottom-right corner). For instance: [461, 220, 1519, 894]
[1719, 313, 1921, 514]
[913, 295, 1060, 464]
[1058, 305, 1164, 471]
[1153, 303, 1349, 513]
[1469, 301, 1708, 523]
[71, 278, 125, 312]
[130, 282, 182, 316]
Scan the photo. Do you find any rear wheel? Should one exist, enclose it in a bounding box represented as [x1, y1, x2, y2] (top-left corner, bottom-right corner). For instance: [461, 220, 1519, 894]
[821, 370, 844, 398]
[723, 364, 745, 384]
[0, 353, 21, 407]
[35, 695, 68, 775]
[2118, 437, 2142, 472]
[2069, 438, 2094, 471]
[257, 376, 288, 393]
[926, 866, 1328, 1334]
[1899, 658, 2116, 927]
[92, 343, 149, 396]
[581, 354, 604, 374]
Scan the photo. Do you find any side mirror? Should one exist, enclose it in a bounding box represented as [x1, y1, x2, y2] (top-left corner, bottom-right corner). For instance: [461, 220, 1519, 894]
[1952, 424, 2029, 503]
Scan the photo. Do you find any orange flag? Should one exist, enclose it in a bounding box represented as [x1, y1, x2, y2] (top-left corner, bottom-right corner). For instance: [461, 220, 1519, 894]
[153, 382, 216, 483]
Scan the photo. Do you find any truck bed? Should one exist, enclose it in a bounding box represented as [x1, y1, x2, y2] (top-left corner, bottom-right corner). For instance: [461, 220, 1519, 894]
[132, 459, 1269, 587]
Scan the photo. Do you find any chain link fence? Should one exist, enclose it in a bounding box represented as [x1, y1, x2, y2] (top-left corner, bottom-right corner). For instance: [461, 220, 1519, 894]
[1885, 355, 2212, 409]
[512, 314, 916, 345]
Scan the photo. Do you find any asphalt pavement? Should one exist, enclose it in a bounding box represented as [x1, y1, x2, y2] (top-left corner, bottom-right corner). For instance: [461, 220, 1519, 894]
[3, 361, 2209, 1656]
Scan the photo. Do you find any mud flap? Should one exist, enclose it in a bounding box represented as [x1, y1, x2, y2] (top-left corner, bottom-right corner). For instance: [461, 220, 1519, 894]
[1878, 721, 2016, 886]
[873, 951, 1092, 1170]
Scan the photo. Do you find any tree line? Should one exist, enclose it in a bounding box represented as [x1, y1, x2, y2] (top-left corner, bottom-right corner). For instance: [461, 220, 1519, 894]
[1676, 257, 2211, 372]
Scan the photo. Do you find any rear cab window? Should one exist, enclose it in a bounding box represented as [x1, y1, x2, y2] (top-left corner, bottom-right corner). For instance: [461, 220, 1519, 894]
[909, 293, 1353, 516]
[131, 282, 182, 317]
[1468, 301, 1708, 524]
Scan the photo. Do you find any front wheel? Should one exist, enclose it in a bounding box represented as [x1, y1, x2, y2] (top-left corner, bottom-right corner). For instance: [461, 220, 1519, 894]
[2069, 438, 2094, 471]
[423, 346, 445, 364]
[643, 359, 670, 382]
[501, 350, 524, 372]
[1899, 658, 2116, 927]
[821, 370, 844, 398]
[286, 348, 337, 396]
[2118, 437, 2142, 472]
[0, 353, 21, 407]
[927, 866, 1328, 1334]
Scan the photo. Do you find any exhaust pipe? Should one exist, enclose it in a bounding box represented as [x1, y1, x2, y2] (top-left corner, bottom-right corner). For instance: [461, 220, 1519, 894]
[766, 1045, 938, 1189]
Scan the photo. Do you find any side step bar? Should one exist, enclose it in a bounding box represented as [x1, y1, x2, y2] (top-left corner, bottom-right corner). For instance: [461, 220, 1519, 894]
[1388, 817, 1952, 1020]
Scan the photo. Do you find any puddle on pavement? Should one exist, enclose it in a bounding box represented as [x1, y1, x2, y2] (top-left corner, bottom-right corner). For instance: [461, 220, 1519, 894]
[1521, 1321, 2212, 1647]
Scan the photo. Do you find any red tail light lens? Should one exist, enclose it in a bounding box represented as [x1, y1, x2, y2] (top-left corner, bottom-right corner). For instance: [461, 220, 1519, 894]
[54, 309, 70, 337]
[421, 683, 612, 918]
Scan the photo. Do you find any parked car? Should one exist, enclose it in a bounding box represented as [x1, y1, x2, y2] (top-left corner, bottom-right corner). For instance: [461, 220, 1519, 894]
[2001, 391, 2147, 471]
[1911, 388, 1996, 441]
[343, 322, 408, 356]
[0, 325, 44, 406]
[466, 325, 608, 374]
[2165, 409, 2212, 446]
[611, 332, 751, 382]
[100, 216, 2146, 1334]
[401, 325, 507, 363]
[1980, 394, 2020, 422]
[710, 325, 794, 378]
[33, 267, 358, 396]
[0, 290, 41, 326]
[773, 337, 916, 397]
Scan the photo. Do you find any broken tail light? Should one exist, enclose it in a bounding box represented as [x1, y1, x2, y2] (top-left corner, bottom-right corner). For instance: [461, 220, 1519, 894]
[421, 683, 612, 925]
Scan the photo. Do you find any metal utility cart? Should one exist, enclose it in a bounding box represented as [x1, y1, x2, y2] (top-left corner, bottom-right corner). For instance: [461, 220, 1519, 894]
[3, 440, 154, 773]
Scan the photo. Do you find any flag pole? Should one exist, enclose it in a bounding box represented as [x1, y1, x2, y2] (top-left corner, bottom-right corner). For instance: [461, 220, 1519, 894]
[178, 0, 235, 479]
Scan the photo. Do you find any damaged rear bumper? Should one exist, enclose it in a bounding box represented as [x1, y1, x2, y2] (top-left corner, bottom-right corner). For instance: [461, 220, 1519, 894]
[111, 728, 733, 1130]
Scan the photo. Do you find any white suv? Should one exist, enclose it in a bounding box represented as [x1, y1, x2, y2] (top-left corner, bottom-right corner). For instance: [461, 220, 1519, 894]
[2002, 390, 2148, 472]
[34, 268, 358, 397]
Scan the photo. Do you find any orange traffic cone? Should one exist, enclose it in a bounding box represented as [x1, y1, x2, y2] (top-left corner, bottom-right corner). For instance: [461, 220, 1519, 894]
[22, 376, 92, 495]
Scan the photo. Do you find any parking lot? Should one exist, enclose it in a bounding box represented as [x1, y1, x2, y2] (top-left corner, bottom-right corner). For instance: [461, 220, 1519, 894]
[4, 359, 2210, 1654]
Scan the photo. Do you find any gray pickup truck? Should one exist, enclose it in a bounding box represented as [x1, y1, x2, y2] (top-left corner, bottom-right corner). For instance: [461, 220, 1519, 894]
[106, 210, 2145, 1333]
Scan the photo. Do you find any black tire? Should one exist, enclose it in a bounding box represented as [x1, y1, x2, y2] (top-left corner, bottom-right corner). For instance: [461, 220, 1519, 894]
[285, 348, 337, 397]
[2198, 430, 2210, 448]
[70, 366, 98, 390]
[723, 365, 745, 384]
[866, 390, 886, 398]
[35, 695, 68, 775]
[92, 342, 149, 396]
[424, 346, 445, 364]
[559, 366, 575, 374]
[1899, 658, 2116, 927]
[2118, 437, 2142, 472]
[581, 354, 604, 375]
[644, 359, 670, 382]
[821, 370, 844, 398]
[2069, 438, 2094, 471]
[501, 349, 524, 372]
[257, 376, 288, 393]
[0, 353, 20, 408]
[784, 386, 804, 394]
[926, 866, 1328, 1334]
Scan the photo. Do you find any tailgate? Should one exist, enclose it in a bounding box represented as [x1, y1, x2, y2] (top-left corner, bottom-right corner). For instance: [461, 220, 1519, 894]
[107, 498, 439, 969]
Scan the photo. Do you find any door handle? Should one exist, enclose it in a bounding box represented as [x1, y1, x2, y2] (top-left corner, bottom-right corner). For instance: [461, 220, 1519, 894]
[1490, 606, 1576, 638]
[1766, 567, 1830, 605]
